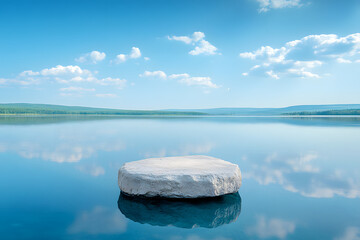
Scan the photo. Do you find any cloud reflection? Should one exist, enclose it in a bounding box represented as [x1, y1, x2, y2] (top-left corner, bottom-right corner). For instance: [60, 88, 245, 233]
[1, 140, 125, 163]
[76, 164, 105, 176]
[143, 143, 214, 158]
[0, 144, 6, 152]
[68, 206, 127, 234]
[335, 227, 360, 240]
[244, 153, 360, 198]
[169, 236, 232, 240]
[18, 144, 94, 163]
[246, 216, 295, 239]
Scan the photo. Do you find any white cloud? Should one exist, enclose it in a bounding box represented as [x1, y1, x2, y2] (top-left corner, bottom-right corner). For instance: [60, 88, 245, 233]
[3, 65, 127, 91]
[169, 73, 219, 88]
[90, 51, 106, 62]
[337, 58, 352, 63]
[60, 86, 96, 92]
[240, 46, 286, 62]
[257, 0, 303, 12]
[97, 77, 127, 89]
[294, 60, 322, 68]
[287, 68, 320, 78]
[75, 50, 106, 64]
[335, 227, 360, 240]
[114, 47, 142, 63]
[34, 65, 95, 84]
[19, 70, 40, 77]
[116, 54, 127, 63]
[168, 31, 219, 55]
[0, 77, 40, 86]
[247, 216, 296, 239]
[41, 65, 89, 76]
[140, 70, 219, 88]
[189, 39, 218, 55]
[59, 86, 96, 96]
[68, 206, 127, 234]
[240, 33, 360, 79]
[95, 93, 117, 98]
[0, 69, 43, 85]
[129, 47, 141, 59]
[168, 35, 193, 44]
[266, 70, 280, 79]
[192, 31, 206, 42]
[139, 70, 167, 79]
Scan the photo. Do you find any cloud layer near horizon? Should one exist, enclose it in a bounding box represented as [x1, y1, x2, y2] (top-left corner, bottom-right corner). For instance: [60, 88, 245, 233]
[240, 33, 360, 79]
[140, 70, 219, 89]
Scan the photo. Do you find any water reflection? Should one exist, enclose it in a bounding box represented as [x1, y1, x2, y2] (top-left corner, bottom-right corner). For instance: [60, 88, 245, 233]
[117, 192, 241, 229]
[244, 152, 360, 199]
[68, 206, 128, 234]
[1, 115, 360, 127]
[246, 216, 296, 239]
[1, 117, 360, 239]
[335, 227, 360, 240]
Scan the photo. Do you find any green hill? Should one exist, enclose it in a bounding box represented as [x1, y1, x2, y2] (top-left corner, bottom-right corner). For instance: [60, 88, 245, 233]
[166, 104, 360, 116]
[0, 103, 206, 116]
[1, 103, 360, 116]
[284, 109, 360, 115]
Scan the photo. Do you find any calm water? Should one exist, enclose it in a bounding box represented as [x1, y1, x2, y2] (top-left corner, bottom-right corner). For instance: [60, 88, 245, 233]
[1, 116, 360, 240]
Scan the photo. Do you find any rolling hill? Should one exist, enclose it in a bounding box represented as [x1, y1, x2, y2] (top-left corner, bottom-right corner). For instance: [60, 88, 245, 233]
[1, 103, 360, 116]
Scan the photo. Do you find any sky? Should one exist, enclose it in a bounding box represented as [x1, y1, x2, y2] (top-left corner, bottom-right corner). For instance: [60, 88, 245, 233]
[1, 0, 360, 109]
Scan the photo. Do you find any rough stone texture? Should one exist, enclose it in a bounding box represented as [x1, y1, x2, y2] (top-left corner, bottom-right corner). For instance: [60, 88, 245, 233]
[118, 155, 242, 198]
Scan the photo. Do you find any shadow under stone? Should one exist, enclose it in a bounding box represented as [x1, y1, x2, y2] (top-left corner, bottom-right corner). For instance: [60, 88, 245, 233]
[117, 192, 242, 229]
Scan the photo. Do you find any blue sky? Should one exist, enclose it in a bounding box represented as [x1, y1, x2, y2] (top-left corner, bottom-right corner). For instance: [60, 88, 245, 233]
[1, 0, 360, 109]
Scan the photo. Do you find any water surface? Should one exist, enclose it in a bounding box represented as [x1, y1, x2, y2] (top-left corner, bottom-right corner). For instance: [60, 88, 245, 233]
[0, 116, 359, 240]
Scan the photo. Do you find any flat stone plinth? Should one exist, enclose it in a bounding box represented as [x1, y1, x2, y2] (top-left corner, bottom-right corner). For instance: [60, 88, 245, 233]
[118, 155, 242, 198]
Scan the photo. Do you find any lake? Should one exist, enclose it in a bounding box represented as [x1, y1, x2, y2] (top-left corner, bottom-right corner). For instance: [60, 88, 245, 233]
[1, 116, 360, 240]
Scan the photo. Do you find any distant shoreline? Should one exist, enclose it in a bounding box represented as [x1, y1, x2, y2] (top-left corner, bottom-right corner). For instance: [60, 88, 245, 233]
[1, 114, 360, 118]
[1, 103, 360, 117]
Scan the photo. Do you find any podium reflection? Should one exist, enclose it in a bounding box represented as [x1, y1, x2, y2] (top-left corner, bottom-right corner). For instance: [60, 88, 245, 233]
[117, 192, 241, 229]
